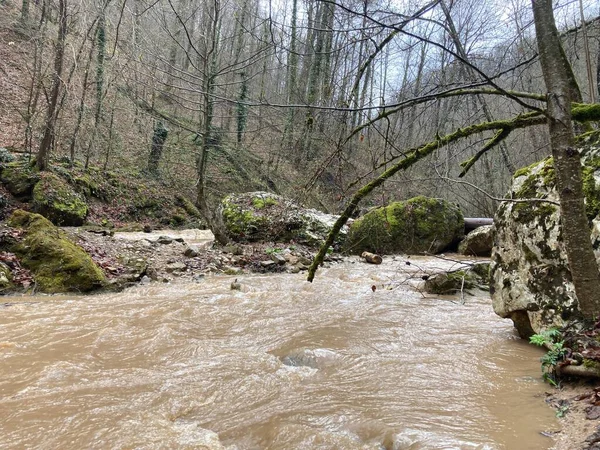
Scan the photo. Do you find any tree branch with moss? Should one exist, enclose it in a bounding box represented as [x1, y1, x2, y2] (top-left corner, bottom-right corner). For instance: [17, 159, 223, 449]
[306, 103, 600, 282]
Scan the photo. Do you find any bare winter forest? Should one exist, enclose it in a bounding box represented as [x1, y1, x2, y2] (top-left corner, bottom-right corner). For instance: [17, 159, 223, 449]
[0, 0, 598, 217]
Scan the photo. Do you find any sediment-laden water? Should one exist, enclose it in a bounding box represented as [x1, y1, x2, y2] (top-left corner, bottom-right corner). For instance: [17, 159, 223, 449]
[0, 257, 557, 449]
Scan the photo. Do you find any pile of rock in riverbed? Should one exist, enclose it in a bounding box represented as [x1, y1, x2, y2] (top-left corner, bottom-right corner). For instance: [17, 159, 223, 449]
[64, 226, 342, 291]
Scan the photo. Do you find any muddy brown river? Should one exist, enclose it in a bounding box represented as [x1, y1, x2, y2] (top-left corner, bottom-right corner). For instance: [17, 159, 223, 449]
[0, 257, 557, 449]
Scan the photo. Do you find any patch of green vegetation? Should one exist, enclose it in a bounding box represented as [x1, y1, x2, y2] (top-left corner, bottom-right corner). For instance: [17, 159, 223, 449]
[222, 200, 266, 239]
[0, 262, 14, 291]
[513, 202, 557, 224]
[251, 196, 278, 209]
[176, 194, 202, 218]
[170, 213, 185, 226]
[471, 262, 490, 279]
[540, 158, 555, 186]
[515, 175, 539, 198]
[513, 160, 540, 179]
[576, 129, 600, 146]
[573, 103, 600, 123]
[8, 210, 106, 293]
[583, 358, 600, 370]
[424, 270, 477, 295]
[530, 328, 566, 386]
[73, 173, 100, 198]
[555, 404, 569, 418]
[265, 247, 283, 255]
[514, 158, 554, 198]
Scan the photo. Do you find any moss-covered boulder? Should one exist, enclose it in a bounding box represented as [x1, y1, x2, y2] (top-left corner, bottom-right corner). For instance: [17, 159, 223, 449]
[219, 191, 348, 247]
[345, 196, 464, 255]
[0, 262, 14, 292]
[0, 160, 39, 197]
[424, 270, 477, 295]
[32, 173, 88, 226]
[491, 131, 600, 338]
[458, 225, 494, 256]
[8, 210, 106, 293]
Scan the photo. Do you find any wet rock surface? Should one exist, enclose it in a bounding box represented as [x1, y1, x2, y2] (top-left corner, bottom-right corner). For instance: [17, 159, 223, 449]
[491, 132, 600, 338]
[458, 225, 494, 257]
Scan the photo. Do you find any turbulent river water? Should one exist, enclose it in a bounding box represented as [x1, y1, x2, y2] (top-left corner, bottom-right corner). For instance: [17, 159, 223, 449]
[0, 256, 557, 449]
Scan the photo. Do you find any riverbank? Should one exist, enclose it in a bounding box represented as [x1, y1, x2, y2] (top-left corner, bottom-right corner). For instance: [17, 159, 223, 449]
[547, 380, 600, 450]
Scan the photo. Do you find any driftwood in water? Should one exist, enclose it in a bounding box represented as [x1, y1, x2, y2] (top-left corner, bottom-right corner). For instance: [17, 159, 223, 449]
[361, 252, 383, 264]
[464, 218, 493, 231]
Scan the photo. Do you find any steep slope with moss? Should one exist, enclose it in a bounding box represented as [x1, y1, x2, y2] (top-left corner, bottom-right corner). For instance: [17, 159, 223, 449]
[0, 156, 206, 229]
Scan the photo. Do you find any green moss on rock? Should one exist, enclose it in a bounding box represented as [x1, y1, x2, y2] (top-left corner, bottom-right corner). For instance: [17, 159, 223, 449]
[8, 210, 106, 293]
[582, 157, 600, 221]
[424, 270, 477, 295]
[345, 196, 464, 255]
[176, 194, 202, 218]
[252, 196, 278, 209]
[0, 262, 14, 292]
[222, 200, 266, 239]
[513, 202, 557, 224]
[0, 160, 39, 197]
[32, 172, 88, 226]
[220, 192, 345, 246]
[74, 173, 100, 198]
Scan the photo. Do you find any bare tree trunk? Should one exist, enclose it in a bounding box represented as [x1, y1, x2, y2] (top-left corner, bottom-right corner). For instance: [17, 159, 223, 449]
[37, 0, 67, 171]
[86, 4, 108, 169]
[194, 0, 229, 245]
[70, 40, 96, 164]
[21, 0, 29, 23]
[440, 0, 515, 175]
[532, 0, 600, 320]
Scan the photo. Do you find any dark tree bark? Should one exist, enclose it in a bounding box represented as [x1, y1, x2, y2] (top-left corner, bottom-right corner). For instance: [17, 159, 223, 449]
[147, 121, 168, 176]
[532, 0, 600, 319]
[37, 0, 67, 171]
[597, 43, 600, 99]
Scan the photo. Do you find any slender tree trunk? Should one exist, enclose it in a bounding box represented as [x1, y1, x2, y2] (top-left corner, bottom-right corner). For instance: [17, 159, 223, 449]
[37, 0, 67, 171]
[194, 0, 228, 245]
[236, 73, 248, 146]
[103, 102, 116, 171]
[440, 0, 515, 175]
[70, 40, 96, 164]
[532, 0, 600, 320]
[578, 0, 596, 103]
[281, 0, 299, 153]
[86, 5, 107, 169]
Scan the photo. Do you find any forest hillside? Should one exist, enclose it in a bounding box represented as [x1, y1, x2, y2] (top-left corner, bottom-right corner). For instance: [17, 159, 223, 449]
[0, 0, 598, 222]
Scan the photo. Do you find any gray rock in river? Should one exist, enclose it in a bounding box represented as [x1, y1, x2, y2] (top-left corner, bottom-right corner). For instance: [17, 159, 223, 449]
[219, 191, 348, 247]
[458, 225, 494, 257]
[491, 131, 600, 338]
